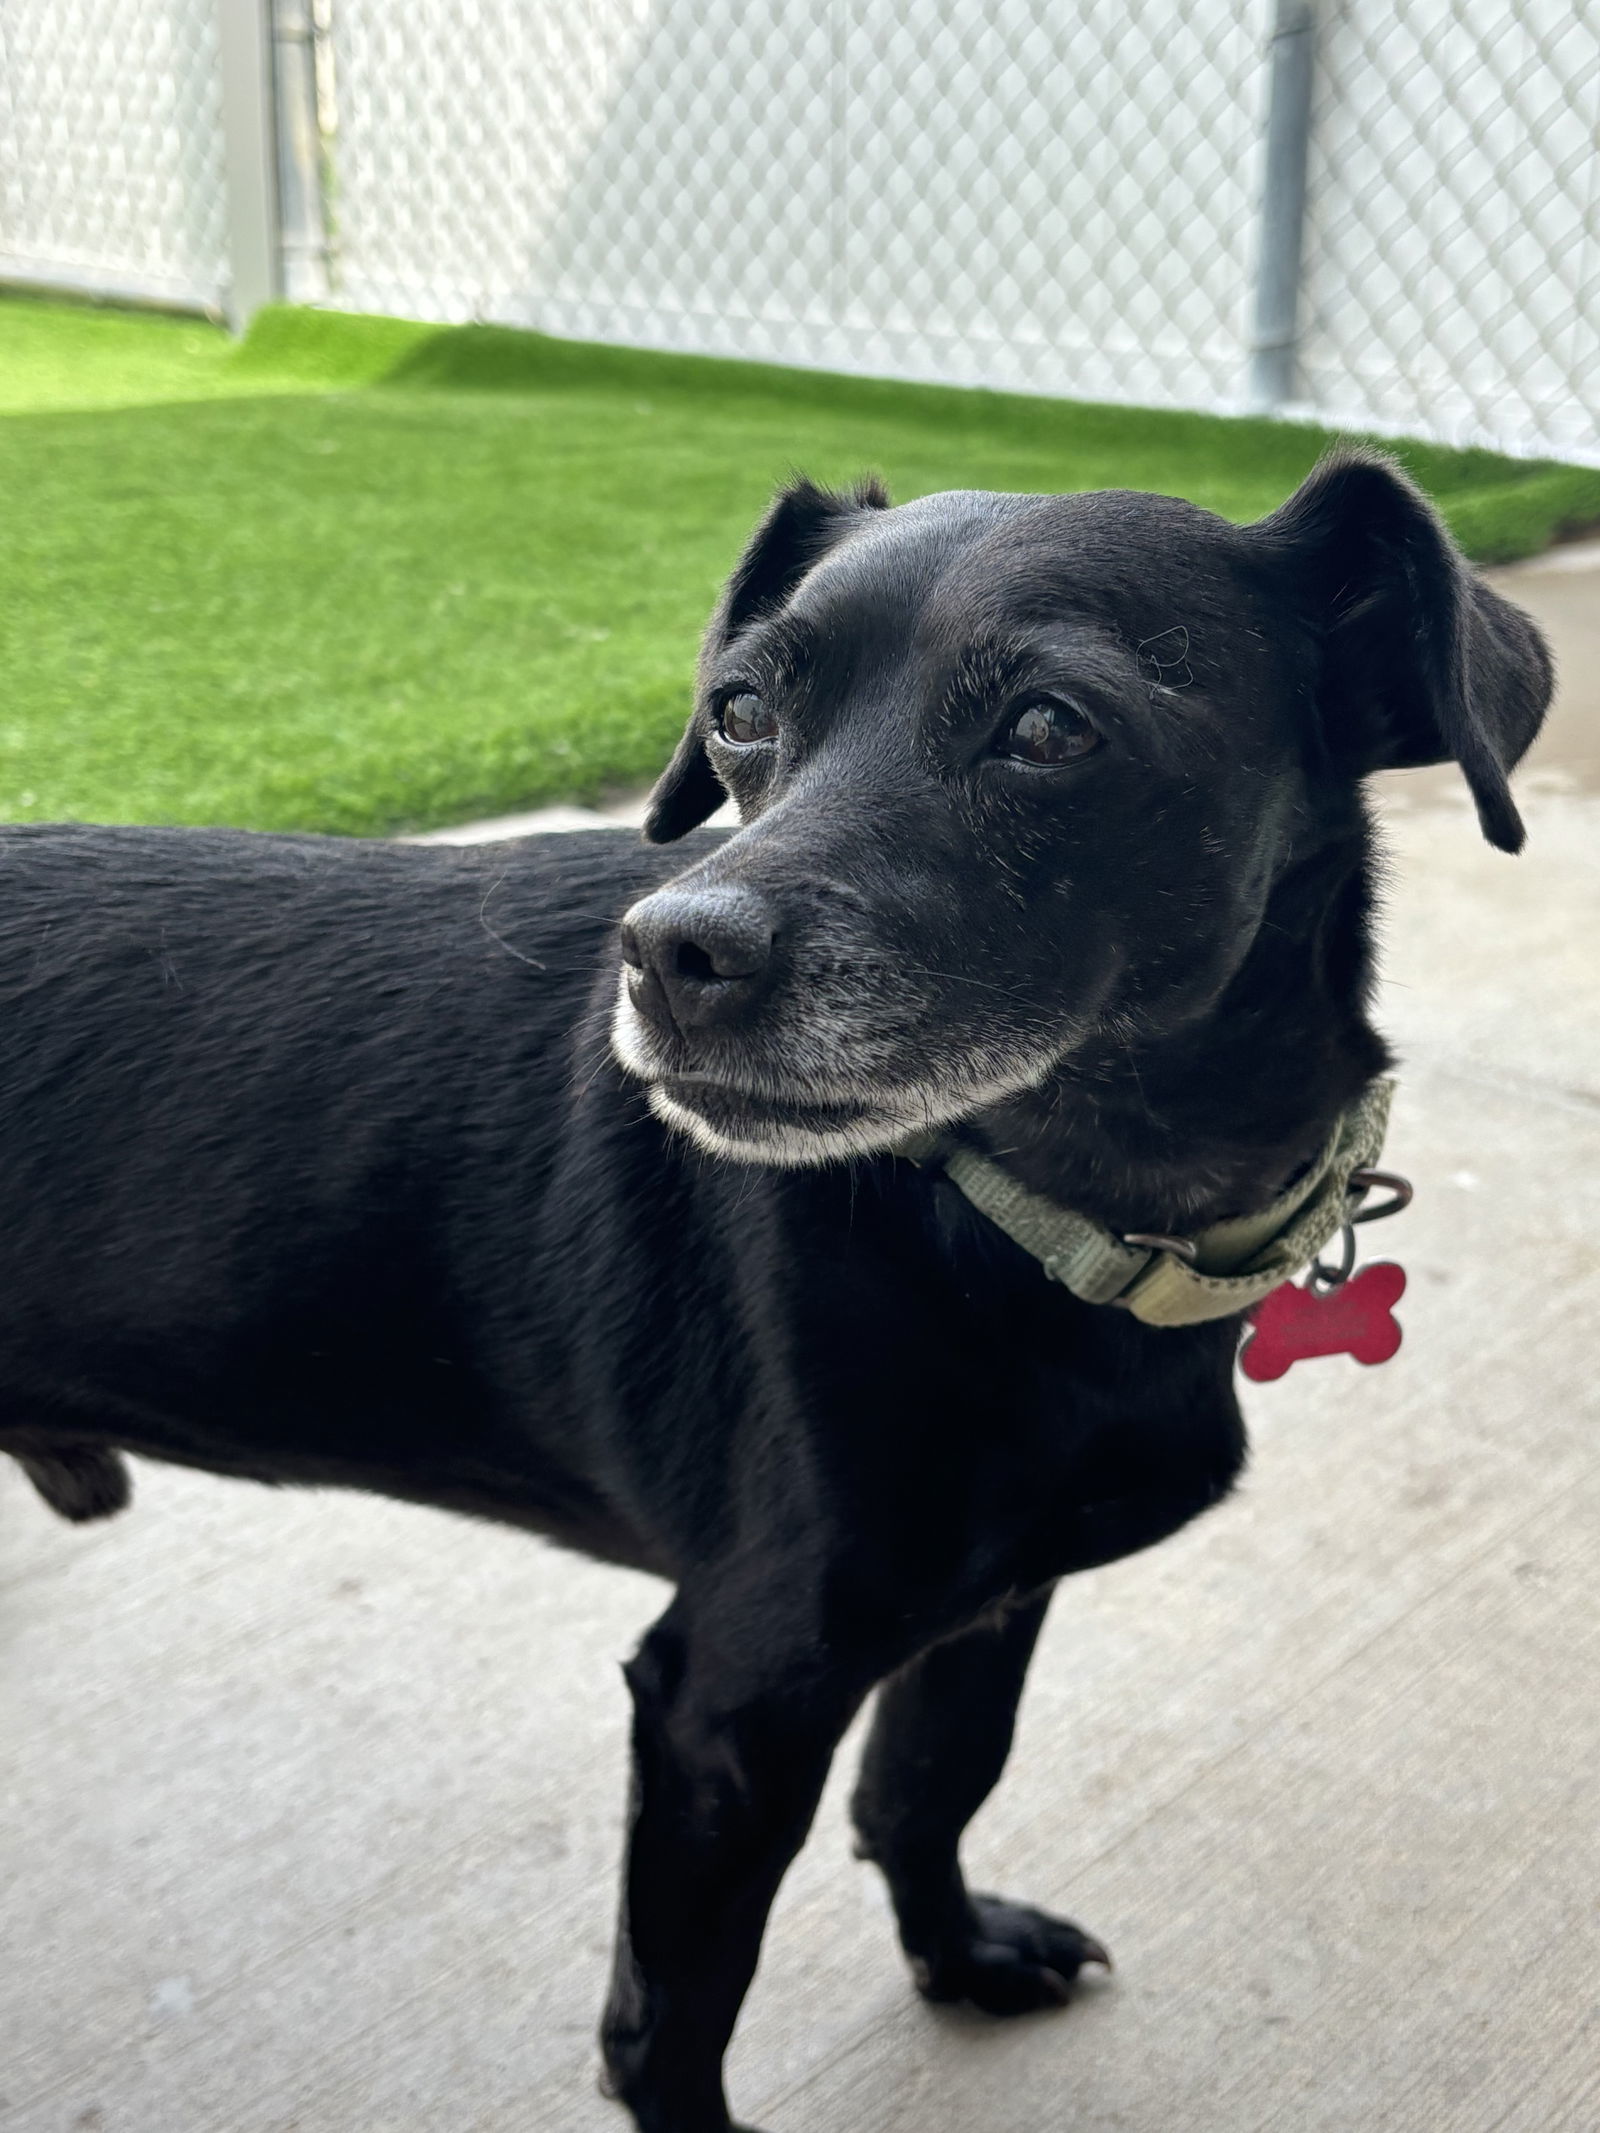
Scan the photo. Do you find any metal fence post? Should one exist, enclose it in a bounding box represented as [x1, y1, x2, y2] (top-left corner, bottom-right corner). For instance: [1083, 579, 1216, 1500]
[273, 0, 332, 303]
[1250, 0, 1318, 409]
[216, 0, 281, 331]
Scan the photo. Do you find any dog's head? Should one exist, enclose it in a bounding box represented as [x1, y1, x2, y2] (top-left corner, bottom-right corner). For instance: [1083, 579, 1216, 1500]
[612, 452, 1551, 1166]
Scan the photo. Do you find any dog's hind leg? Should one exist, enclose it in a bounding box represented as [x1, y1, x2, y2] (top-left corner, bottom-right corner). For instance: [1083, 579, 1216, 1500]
[850, 1584, 1110, 2015]
[600, 1594, 867, 2133]
[9, 1440, 132, 1523]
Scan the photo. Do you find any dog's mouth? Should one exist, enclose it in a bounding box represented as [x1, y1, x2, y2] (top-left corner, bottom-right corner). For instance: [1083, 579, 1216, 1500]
[610, 980, 911, 1163]
[610, 971, 1085, 1168]
[647, 1073, 910, 1165]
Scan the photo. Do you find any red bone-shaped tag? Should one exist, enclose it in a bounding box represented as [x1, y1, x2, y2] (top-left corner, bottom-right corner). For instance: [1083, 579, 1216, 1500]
[1239, 1261, 1406, 1383]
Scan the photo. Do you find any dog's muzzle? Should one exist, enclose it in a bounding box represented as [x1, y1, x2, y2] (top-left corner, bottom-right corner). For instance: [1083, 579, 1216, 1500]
[612, 876, 910, 1163]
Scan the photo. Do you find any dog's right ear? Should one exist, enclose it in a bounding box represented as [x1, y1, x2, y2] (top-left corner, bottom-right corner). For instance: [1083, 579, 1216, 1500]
[644, 476, 890, 843]
[641, 719, 729, 846]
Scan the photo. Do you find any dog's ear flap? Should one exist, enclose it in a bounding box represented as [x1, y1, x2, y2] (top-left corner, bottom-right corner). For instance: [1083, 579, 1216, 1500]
[1252, 451, 1552, 852]
[711, 472, 890, 647]
[642, 721, 727, 844]
[644, 475, 891, 844]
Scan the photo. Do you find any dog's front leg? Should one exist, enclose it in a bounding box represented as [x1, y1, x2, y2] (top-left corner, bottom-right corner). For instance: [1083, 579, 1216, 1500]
[601, 1597, 861, 2133]
[851, 1586, 1110, 2014]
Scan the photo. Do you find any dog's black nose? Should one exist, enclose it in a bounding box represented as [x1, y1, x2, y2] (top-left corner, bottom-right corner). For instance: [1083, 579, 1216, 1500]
[619, 885, 776, 1030]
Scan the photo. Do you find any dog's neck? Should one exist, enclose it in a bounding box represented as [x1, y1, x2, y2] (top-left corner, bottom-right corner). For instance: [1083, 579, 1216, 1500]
[967, 828, 1392, 1236]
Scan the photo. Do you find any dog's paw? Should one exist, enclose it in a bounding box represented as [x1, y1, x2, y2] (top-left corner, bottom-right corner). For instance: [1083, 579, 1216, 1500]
[911, 1894, 1112, 2017]
[598, 2061, 768, 2131]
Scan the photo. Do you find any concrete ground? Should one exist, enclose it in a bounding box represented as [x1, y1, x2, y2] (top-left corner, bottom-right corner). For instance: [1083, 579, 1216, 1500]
[3, 547, 1598, 2133]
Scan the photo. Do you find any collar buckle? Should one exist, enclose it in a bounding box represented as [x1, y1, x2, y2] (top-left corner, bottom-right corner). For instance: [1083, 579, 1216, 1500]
[926, 1078, 1404, 1329]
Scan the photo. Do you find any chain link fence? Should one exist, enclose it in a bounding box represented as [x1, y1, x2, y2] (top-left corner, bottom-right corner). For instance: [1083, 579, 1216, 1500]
[2, 0, 1596, 461]
[0, 0, 228, 310]
[324, 0, 1268, 420]
[1300, 0, 1600, 460]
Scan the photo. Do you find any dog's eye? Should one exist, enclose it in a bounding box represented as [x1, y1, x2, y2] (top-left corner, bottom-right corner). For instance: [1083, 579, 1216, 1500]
[996, 697, 1099, 765]
[717, 693, 778, 746]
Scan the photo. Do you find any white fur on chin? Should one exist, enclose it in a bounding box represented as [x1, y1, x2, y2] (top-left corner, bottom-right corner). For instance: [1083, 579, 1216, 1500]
[610, 970, 1074, 1171]
[644, 1086, 912, 1169]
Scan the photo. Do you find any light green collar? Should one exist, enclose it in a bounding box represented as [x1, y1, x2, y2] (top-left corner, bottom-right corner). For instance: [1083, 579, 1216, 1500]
[904, 1078, 1396, 1328]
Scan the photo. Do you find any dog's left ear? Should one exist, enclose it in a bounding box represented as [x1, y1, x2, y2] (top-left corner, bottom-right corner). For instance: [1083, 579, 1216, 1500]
[644, 475, 891, 843]
[1252, 451, 1552, 851]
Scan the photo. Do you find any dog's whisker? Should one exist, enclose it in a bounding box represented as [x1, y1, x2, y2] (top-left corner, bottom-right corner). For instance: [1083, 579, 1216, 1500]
[477, 870, 547, 971]
[897, 963, 1033, 1004]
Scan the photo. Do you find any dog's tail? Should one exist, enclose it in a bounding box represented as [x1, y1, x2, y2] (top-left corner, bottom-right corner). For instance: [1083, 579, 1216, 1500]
[12, 1442, 132, 1523]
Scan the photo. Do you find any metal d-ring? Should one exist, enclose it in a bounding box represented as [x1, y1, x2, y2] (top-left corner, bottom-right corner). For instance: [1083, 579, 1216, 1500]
[1348, 1168, 1414, 1225]
[1308, 1220, 1358, 1294]
[1122, 1231, 1199, 1264]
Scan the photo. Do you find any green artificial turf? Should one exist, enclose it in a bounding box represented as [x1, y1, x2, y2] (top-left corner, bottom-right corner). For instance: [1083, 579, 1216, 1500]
[3, 293, 1596, 836]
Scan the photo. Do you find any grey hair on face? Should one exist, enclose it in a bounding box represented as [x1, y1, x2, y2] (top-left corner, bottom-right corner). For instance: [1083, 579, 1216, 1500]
[611, 977, 1075, 1168]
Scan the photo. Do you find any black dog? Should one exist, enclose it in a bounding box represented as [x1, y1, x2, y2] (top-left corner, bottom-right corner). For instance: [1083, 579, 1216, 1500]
[2, 453, 1548, 2132]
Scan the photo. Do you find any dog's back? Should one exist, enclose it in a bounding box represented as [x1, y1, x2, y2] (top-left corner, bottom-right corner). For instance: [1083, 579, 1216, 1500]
[0, 824, 688, 1542]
